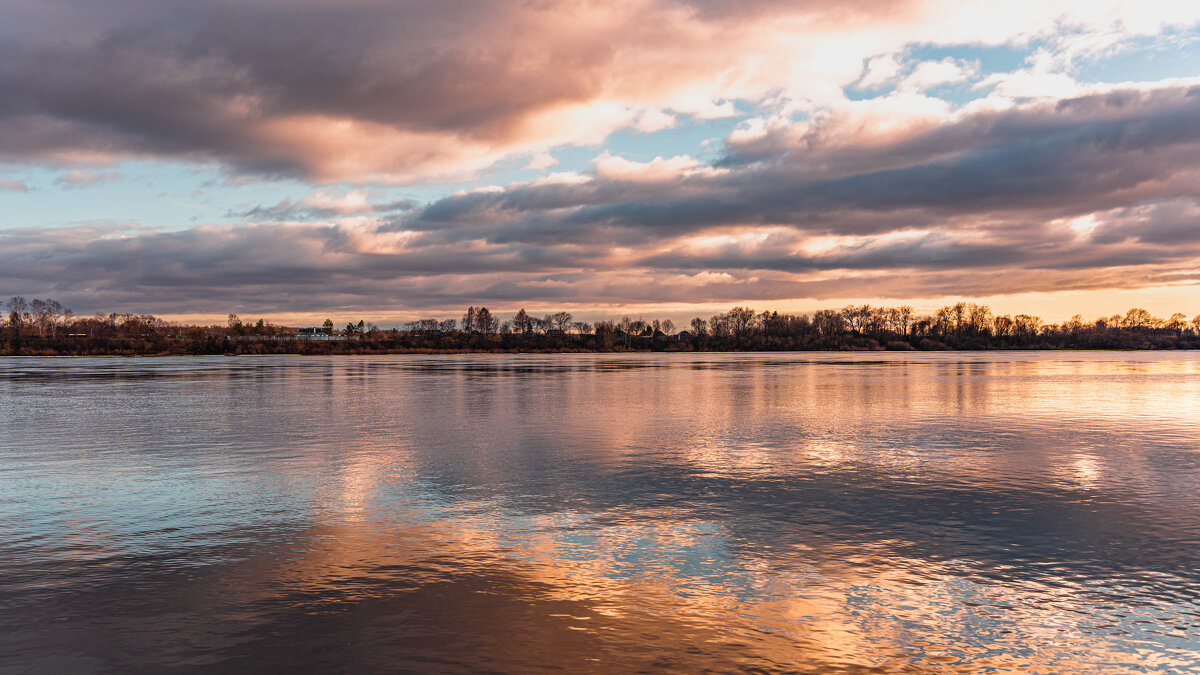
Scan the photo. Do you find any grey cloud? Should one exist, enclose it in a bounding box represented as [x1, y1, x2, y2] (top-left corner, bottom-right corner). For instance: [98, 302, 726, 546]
[1089, 200, 1200, 246]
[230, 198, 417, 222]
[3, 6, 1200, 316]
[640, 237, 1029, 273]
[3, 198, 1199, 316]
[390, 86, 1200, 251]
[16, 83, 1195, 314]
[0, 0, 626, 178]
[0, 0, 937, 181]
[0, 222, 615, 314]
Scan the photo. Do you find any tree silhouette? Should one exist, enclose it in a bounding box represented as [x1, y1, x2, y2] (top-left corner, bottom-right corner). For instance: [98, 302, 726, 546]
[7, 296, 28, 333]
[513, 308, 533, 336]
[2, 298, 1198, 355]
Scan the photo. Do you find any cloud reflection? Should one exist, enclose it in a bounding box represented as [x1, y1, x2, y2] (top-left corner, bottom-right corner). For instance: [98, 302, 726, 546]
[2, 354, 1199, 671]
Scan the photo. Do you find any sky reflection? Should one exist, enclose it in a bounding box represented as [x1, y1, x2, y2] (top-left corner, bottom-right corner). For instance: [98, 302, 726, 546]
[2, 353, 1199, 672]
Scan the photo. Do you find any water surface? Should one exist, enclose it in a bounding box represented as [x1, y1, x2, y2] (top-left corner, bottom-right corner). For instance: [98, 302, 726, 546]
[2, 352, 1199, 672]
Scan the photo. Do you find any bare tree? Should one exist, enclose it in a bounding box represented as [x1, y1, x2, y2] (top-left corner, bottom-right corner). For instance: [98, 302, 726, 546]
[46, 300, 64, 337]
[594, 320, 616, 349]
[840, 305, 871, 333]
[7, 296, 28, 333]
[812, 309, 844, 336]
[966, 303, 993, 334]
[708, 313, 730, 337]
[475, 307, 497, 334]
[993, 314, 1014, 337]
[513, 309, 533, 336]
[30, 299, 50, 337]
[1123, 308, 1154, 329]
[895, 305, 913, 336]
[727, 307, 756, 337]
[1014, 314, 1042, 336]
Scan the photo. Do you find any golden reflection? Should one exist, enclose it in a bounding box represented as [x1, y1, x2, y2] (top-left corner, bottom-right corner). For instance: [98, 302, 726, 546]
[1063, 453, 1102, 490]
[8, 353, 1200, 672]
[231, 353, 1200, 671]
[195, 498, 1200, 672]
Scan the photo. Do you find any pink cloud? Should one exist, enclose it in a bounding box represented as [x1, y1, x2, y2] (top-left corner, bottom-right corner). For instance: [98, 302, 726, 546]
[0, 0, 1194, 182]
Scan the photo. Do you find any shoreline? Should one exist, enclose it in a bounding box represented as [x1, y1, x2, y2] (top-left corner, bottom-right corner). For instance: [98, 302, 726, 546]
[2, 346, 1196, 357]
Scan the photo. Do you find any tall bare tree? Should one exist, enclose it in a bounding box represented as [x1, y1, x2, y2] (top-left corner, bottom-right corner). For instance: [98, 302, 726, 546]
[475, 307, 497, 334]
[7, 296, 28, 334]
[513, 309, 533, 336]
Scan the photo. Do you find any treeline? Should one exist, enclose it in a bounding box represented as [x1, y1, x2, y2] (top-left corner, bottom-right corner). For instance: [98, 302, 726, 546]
[678, 304, 1200, 351]
[3, 297, 1200, 355]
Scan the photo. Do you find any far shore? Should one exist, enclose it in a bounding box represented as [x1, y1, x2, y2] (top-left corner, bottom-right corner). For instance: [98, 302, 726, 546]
[2, 343, 1196, 358]
[5, 301, 1198, 356]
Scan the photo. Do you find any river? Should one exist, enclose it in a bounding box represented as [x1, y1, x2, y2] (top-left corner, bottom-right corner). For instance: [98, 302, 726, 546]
[2, 353, 1199, 672]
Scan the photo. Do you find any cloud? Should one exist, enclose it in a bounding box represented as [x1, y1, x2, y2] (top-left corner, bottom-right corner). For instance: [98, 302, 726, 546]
[592, 153, 712, 182]
[0, 0, 1196, 182]
[231, 191, 416, 221]
[0, 177, 28, 191]
[858, 55, 904, 89]
[387, 84, 1200, 246]
[1089, 199, 1200, 245]
[525, 152, 559, 172]
[55, 169, 122, 188]
[6, 81, 1200, 315]
[2, 1, 1200, 315]
[900, 58, 979, 91]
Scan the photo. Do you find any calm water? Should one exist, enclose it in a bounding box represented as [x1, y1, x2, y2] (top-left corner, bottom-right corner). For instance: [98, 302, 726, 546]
[2, 352, 1199, 673]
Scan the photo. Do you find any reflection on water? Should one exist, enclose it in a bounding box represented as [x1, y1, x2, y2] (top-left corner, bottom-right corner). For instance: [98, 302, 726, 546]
[2, 353, 1199, 672]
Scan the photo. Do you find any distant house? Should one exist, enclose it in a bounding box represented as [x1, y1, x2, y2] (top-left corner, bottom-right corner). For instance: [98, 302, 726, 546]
[293, 327, 347, 341]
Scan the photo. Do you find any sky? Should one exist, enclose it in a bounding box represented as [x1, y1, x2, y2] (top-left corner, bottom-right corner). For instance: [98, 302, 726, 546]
[2, 0, 1200, 325]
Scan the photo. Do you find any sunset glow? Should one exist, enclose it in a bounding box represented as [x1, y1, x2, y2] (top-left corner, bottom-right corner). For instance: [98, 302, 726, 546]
[2, 1, 1199, 321]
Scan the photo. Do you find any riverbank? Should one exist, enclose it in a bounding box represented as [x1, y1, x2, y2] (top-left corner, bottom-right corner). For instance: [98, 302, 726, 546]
[3, 333, 1197, 357]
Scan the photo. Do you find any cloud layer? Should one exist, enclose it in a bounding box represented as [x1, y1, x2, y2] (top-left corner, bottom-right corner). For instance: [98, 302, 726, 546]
[5, 84, 1199, 315]
[3, 0, 1197, 180]
[1, 1, 1199, 316]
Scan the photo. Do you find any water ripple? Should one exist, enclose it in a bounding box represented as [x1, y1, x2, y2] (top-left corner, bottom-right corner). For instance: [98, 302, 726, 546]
[2, 352, 1199, 672]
